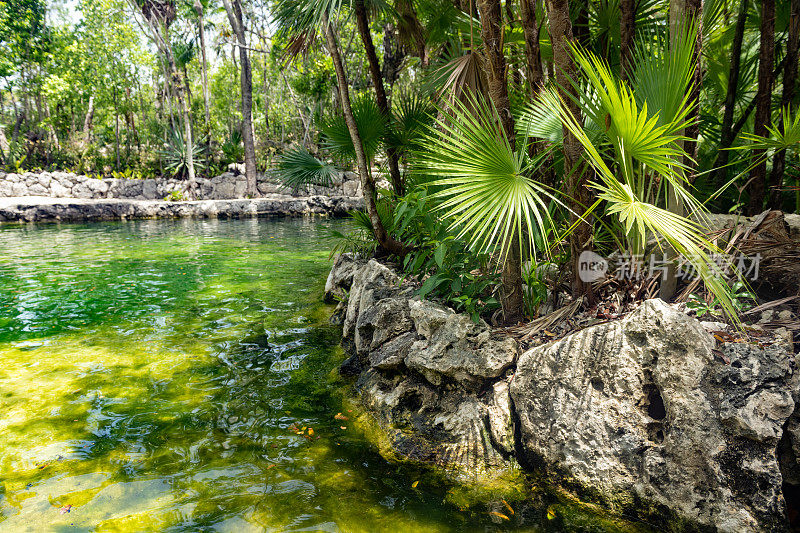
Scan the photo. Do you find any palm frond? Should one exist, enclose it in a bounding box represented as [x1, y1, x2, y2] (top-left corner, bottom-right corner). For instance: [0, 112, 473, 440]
[416, 94, 561, 262]
[386, 90, 435, 155]
[320, 95, 386, 164]
[542, 86, 736, 320]
[272, 147, 339, 191]
[739, 106, 800, 151]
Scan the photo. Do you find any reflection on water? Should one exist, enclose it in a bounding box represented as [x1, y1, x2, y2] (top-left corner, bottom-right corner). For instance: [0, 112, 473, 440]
[0, 218, 647, 532]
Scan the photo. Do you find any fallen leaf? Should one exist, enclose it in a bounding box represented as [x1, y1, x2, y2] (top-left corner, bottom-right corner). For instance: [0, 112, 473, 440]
[411, 480, 419, 488]
[546, 507, 556, 520]
[489, 511, 510, 521]
[712, 348, 730, 364]
[340, 426, 347, 430]
[334, 413, 348, 421]
[502, 499, 514, 515]
[308, 428, 314, 437]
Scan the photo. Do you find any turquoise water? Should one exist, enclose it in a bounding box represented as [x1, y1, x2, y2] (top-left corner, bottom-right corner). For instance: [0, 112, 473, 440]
[0, 218, 647, 532]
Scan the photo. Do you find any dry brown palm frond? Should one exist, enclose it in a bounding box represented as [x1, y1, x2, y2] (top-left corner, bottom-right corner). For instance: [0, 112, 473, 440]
[395, 0, 426, 61]
[280, 30, 317, 66]
[434, 52, 488, 113]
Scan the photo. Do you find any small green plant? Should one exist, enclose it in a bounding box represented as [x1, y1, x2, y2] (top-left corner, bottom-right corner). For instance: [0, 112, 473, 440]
[687, 281, 756, 318]
[521, 261, 551, 318]
[164, 190, 187, 202]
[159, 128, 207, 178]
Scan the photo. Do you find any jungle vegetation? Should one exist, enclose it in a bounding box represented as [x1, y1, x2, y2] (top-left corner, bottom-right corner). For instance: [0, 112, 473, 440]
[0, 0, 798, 323]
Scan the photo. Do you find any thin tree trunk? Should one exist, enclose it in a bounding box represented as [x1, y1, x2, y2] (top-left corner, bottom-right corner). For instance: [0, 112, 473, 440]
[520, 0, 555, 188]
[682, 0, 702, 181]
[114, 86, 120, 170]
[322, 12, 406, 256]
[223, 0, 257, 196]
[619, 0, 635, 81]
[768, 0, 799, 208]
[574, 0, 589, 48]
[194, 1, 212, 144]
[82, 95, 95, 146]
[712, 0, 747, 189]
[660, 0, 692, 300]
[747, 0, 775, 215]
[545, 0, 594, 300]
[478, 0, 524, 323]
[354, 0, 404, 196]
[262, 53, 270, 140]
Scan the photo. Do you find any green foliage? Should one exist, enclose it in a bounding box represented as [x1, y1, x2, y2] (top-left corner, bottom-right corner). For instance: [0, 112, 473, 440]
[320, 96, 386, 165]
[539, 39, 740, 320]
[687, 281, 755, 317]
[220, 130, 244, 166]
[521, 260, 552, 318]
[386, 90, 435, 157]
[164, 190, 187, 202]
[159, 128, 207, 178]
[393, 186, 500, 321]
[273, 146, 339, 192]
[417, 94, 559, 263]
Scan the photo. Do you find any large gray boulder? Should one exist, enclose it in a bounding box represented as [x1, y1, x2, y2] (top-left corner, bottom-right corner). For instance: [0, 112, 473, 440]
[511, 299, 797, 532]
[406, 299, 517, 386]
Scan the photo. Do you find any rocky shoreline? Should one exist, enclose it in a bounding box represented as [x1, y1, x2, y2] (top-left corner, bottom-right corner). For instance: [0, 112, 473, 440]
[0, 169, 366, 200]
[326, 255, 800, 532]
[0, 195, 364, 223]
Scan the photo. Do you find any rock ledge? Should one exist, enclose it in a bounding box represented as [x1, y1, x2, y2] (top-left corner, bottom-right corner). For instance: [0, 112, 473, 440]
[329, 256, 800, 532]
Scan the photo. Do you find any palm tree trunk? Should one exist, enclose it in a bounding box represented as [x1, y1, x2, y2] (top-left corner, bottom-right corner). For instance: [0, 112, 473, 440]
[574, 0, 589, 48]
[223, 0, 257, 196]
[478, 0, 524, 323]
[545, 0, 594, 301]
[682, 0, 702, 181]
[767, 0, 799, 208]
[619, 0, 635, 81]
[322, 12, 406, 256]
[354, 0, 404, 196]
[747, 0, 775, 215]
[520, 0, 544, 91]
[660, 0, 693, 300]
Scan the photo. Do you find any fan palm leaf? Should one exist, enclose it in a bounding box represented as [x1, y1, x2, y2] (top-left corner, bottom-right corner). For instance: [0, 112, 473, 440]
[272, 147, 339, 191]
[417, 94, 561, 262]
[320, 95, 387, 164]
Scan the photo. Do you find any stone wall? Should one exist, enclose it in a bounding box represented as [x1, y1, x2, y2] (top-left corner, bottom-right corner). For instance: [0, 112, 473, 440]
[0, 170, 368, 200]
[327, 255, 800, 532]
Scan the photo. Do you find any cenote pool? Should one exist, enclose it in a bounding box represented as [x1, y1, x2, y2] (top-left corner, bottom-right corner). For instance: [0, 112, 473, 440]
[0, 218, 648, 532]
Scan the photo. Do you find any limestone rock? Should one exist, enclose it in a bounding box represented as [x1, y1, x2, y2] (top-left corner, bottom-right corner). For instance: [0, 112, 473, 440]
[324, 253, 361, 303]
[406, 299, 517, 386]
[510, 298, 796, 532]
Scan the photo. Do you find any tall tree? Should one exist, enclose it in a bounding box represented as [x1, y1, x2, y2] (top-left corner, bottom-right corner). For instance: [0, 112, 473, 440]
[545, 0, 594, 300]
[321, 12, 406, 255]
[132, 0, 196, 188]
[223, 0, 257, 196]
[478, 0, 524, 323]
[193, 0, 211, 144]
[619, 0, 635, 81]
[353, 0, 404, 195]
[682, 0, 702, 180]
[712, 0, 748, 189]
[768, 0, 799, 208]
[520, 0, 544, 92]
[747, 0, 775, 215]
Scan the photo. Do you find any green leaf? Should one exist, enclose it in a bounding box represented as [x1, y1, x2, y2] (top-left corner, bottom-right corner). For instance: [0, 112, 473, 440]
[434, 244, 445, 268]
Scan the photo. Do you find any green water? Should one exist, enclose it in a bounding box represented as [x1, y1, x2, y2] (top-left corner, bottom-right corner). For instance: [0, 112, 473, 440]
[0, 218, 646, 533]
